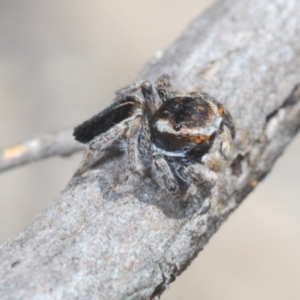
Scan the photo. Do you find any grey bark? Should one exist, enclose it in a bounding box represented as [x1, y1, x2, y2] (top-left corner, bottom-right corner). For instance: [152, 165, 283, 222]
[1, 0, 300, 299]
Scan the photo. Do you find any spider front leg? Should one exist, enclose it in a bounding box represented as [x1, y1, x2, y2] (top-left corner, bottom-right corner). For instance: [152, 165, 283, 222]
[173, 161, 203, 186]
[151, 152, 179, 192]
[125, 116, 151, 176]
[172, 161, 213, 208]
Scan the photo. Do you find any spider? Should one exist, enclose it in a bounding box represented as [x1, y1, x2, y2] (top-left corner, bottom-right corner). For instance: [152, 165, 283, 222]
[73, 75, 235, 193]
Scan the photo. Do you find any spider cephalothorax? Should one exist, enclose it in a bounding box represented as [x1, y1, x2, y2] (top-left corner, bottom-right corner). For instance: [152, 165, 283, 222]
[73, 75, 235, 192]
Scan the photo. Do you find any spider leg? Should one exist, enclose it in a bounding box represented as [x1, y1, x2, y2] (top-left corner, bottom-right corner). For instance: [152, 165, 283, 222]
[155, 74, 173, 103]
[76, 123, 128, 174]
[151, 152, 179, 191]
[173, 162, 203, 185]
[173, 161, 213, 207]
[115, 80, 155, 105]
[140, 81, 155, 104]
[125, 116, 150, 176]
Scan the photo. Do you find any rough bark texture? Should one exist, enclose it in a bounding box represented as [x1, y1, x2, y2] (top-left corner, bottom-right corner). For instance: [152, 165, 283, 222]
[1, 0, 300, 299]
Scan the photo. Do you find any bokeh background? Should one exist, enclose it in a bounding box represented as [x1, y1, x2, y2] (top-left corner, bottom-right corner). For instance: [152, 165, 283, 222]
[1, 1, 300, 299]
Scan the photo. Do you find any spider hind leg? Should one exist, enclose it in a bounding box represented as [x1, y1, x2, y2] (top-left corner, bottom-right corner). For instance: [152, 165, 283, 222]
[76, 122, 128, 174]
[125, 116, 150, 176]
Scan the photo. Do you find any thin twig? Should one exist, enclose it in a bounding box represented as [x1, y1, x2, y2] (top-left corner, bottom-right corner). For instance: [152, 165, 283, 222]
[0, 0, 300, 299]
[0, 128, 84, 173]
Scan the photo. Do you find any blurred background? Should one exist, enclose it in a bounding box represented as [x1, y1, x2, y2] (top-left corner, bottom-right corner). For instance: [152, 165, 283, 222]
[1, 1, 300, 299]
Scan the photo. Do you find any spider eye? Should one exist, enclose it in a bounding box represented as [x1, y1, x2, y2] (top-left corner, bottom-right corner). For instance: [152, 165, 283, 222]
[174, 124, 181, 131]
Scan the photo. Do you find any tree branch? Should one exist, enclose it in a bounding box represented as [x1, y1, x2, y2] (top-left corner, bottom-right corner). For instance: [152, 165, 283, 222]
[0, 128, 84, 173]
[1, 0, 300, 299]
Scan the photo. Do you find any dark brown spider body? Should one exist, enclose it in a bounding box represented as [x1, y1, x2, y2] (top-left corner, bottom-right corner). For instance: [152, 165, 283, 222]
[74, 75, 235, 193]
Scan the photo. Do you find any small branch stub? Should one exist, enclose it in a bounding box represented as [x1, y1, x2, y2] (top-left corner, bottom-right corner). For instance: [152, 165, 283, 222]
[0, 128, 84, 173]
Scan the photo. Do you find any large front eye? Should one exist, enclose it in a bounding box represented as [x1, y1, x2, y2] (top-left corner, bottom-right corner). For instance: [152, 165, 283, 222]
[174, 124, 181, 131]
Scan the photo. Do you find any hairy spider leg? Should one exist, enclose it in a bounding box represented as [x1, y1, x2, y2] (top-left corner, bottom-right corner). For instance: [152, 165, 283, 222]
[76, 122, 129, 174]
[151, 152, 179, 191]
[115, 80, 156, 105]
[125, 116, 150, 176]
[136, 117, 152, 166]
[155, 74, 173, 103]
[173, 162, 203, 186]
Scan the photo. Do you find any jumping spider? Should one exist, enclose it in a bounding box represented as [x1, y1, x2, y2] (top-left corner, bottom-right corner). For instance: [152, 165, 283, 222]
[73, 75, 235, 193]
